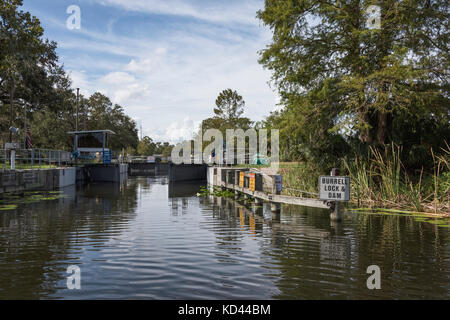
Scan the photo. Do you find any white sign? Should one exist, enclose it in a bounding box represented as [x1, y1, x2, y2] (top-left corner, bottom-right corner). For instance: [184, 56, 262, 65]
[319, 176, 350, 201]
[4, 143, 20, 150]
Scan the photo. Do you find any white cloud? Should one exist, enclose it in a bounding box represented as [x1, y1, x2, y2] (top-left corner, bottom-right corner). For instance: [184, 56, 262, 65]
[40, 0, 277, 143]
[125, 47, 167, 74]
[97, 71, 151, 105]
[100, 72, 136, 85]
[145, 117, 201, 144]
[67, 70, 91, 96]
[96, 0, 262, 25]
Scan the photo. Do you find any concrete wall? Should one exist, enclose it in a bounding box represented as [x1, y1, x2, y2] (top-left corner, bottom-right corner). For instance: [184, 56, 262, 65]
[0, 168, 76, 193]
[59, 168, 76, 188]
[83, 164, 128, 183]
[128, 163, 169, 176]
[169, 164, 207, 182]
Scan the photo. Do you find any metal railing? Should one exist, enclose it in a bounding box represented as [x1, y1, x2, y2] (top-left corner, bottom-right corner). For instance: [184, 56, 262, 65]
[0, 149, 72, 170]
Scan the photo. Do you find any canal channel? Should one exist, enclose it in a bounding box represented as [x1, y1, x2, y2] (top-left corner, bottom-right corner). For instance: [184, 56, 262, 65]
[0, 175, 448, 299]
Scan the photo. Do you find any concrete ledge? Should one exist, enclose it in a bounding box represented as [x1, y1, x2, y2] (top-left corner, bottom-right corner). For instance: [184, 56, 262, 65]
[0, 167, 76, 193]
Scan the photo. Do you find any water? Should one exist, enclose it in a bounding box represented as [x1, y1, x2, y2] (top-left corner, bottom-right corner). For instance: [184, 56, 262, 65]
[0, 176, 448, 299]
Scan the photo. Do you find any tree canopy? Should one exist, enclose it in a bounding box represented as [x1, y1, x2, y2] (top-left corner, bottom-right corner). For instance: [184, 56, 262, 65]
[201, 89, 252, 136]
[258, 0, 449, 170]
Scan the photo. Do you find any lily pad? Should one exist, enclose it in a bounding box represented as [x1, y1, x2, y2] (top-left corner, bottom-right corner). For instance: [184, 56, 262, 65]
[0, 204, 17, 211]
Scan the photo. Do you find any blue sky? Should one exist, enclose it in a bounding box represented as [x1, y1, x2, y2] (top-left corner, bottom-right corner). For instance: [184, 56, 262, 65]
[21, 0, 278, 143]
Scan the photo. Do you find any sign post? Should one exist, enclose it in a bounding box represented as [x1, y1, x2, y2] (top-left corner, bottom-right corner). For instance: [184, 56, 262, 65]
[319, 168, 350, 222]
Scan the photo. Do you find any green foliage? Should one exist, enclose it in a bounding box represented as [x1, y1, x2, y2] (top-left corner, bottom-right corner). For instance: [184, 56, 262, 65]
[196, 89, 254, 154]
[198, 186, 235, 198]
[258, 0, 449, 171]
[214, 89, 245, 122]
[279, 162, 321, 195]
[137, 136, 174, 156]
[0, 2, 141, 152]
[201, 89, 253, 135]
[0, 190, 64, 211]
[343, 143, 449, 212]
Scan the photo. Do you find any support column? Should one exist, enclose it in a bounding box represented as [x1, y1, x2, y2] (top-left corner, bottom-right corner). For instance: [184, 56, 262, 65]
[271, 207, 281, 222]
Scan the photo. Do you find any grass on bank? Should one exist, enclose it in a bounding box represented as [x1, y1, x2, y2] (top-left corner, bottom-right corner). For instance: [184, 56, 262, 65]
[1, 164, 59, 170]
[278, 144, 449, 215]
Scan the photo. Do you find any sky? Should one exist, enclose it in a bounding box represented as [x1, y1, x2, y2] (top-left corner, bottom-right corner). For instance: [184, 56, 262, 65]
[21, 0, 279, 144]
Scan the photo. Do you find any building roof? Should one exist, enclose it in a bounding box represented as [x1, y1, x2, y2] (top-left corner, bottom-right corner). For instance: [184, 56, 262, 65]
[68, 130, 116, 135]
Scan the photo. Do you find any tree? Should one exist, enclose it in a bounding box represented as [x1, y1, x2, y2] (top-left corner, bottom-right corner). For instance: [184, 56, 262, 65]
[137, 136, 155, 156]
[0, 0, 58, 142]
[258, 0, 449, 169]
[214, 89, 245, 124]
[85, 92, 139, 151]
[202, 89, 252, 134]
[0, 2, 140, 152]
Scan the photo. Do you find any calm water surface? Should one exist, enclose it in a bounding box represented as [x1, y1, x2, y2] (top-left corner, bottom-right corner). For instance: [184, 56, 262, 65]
[0, 176, 448, 299]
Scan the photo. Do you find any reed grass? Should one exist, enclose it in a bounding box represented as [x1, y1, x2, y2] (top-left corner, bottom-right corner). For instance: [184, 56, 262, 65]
[278, 144, 449, 215]
[344, 143, 449, 214]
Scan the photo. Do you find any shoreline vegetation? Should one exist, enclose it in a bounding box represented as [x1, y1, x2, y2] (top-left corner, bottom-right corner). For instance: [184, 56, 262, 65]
[280, 143, 449, 217]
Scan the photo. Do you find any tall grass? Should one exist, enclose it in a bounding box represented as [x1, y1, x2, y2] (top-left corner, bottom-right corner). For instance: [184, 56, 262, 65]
[279, 162, 320, 197]
[278, 143, 449, 214]
[344, 143, 449, 214]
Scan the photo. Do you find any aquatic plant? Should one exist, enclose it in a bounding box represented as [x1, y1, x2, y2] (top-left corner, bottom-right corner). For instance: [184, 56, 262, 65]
[0, 191, 65, 211]
[198, 186, 235, 199]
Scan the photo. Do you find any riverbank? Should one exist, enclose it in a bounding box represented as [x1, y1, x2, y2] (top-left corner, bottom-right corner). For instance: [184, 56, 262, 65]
[279, 145, 449, 216]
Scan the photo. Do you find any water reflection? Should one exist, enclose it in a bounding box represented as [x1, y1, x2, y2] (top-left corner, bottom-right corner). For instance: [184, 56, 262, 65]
[0, 181, 138, 299]
[0, 176, 448, 299]
[198, 195, 449, 299]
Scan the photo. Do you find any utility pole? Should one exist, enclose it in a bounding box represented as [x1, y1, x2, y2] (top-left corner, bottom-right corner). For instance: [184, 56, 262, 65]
[76, 88, 80, 132]
[9, 77, 14, 143]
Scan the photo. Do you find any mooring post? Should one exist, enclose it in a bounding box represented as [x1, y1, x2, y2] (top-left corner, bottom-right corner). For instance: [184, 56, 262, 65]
[271, 203, 281, 212]
[330, 168, 342, 222]
[252, 204, 263, 215]
[271, 174, 282, 217]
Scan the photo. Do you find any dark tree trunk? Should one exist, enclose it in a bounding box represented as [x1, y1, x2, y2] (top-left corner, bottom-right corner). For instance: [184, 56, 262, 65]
[376, 110, 387, 145]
